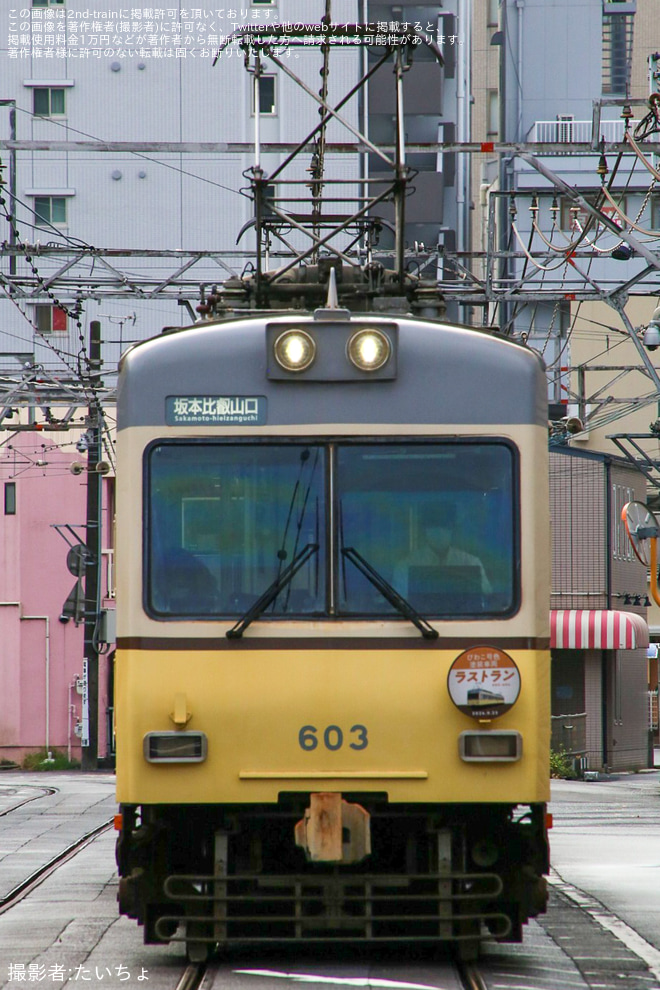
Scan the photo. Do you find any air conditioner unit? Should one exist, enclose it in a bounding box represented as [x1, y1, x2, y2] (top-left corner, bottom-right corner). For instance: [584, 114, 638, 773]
[556, 114, 575, 142]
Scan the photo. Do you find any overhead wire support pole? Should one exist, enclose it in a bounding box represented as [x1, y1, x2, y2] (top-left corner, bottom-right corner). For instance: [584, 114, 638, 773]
[309, 0, 332, 262]
[81, 320, 103, 772]
[607, 294, 660, 397]
[518, 152, 660, 273]
[1, 139, 646, 155]
[394, 46, 408, 290]
[263, 50, 393, 184]
[0, 102, 17, 278]
[250, 51, 266, 300]
[264, 50, 397, 170]
[517, 152, 660, 394]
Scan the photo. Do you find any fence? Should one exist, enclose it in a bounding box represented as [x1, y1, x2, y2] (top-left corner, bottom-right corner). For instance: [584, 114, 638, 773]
[528, 120, 660, 143]
[551, 712, 587, 756]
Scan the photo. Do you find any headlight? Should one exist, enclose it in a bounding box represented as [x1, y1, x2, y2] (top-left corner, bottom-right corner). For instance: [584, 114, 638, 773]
[459, 731, 522, 762]
[273, 329, 316, 372]
[347, 329, 392, 371]
[143, 731, 207, 763]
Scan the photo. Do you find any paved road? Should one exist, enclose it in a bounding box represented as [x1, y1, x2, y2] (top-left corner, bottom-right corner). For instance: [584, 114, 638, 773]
[1, 770, 660, 989]
[549, 768, 660, 980]
[0, 773, 116, 901]
[0, 827, 185, 990]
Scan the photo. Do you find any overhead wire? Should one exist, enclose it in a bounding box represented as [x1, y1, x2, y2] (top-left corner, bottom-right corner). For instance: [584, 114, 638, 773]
[0, 176, 117, 472]
[0, 100, 249, 347]
[8, 102, 247, 202]
[510, 221, 577, 271]
[599, 181, 658, 237]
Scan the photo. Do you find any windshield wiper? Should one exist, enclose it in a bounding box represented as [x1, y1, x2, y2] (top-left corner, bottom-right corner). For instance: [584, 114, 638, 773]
[341, 546, 438, 640]
[226, 543, 319, 639]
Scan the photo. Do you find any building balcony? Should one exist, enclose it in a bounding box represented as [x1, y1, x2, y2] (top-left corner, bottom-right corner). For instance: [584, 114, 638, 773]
[527, 118, 660, 144]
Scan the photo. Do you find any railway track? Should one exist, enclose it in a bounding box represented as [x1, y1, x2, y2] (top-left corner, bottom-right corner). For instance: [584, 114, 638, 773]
[0, 816, 114, 915]
[0, 784, 57, 817]
[0, 777, 652, 990]
[165, 908, 655, 990]
[173, 957, 488, 990]
[176, 964, 207, 990]
[459, 963, 487, 990]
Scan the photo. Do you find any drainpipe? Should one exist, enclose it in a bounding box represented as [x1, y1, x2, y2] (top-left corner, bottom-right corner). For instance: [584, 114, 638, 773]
[456, 0, 472, 257]
[68, 678, 78, 764]
[516, 0, 524, 141]
[360, 0, 368, 265]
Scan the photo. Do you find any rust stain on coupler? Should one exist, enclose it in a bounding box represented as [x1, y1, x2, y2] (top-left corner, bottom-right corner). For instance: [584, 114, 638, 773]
[294, 792, 371, 864]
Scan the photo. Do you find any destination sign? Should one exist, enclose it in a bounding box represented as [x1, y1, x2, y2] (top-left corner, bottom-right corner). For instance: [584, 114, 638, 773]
[166, 396, 267, 426]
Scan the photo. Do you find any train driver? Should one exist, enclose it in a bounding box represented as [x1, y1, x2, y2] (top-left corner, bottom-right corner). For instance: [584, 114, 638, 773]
[392, 503, 492, 600]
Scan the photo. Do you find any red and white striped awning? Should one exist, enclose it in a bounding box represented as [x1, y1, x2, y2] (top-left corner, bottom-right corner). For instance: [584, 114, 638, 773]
[550, 609, 649, 650]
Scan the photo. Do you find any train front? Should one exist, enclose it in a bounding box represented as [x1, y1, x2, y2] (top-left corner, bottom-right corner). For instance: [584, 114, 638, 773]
[114, 309, 551, 959]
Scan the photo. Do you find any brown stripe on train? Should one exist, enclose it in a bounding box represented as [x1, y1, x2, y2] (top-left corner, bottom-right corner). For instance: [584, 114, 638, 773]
[116, 637, 550, 651]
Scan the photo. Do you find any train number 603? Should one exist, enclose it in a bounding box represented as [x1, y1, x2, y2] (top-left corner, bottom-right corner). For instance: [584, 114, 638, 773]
[298, 724, 369, 751]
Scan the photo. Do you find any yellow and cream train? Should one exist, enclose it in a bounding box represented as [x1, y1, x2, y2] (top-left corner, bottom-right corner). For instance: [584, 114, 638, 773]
[114, 296, 551, 959]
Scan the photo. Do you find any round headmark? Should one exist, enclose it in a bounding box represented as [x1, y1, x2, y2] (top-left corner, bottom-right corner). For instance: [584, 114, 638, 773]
[448, 646, 521, 719]
[621, 501, 660, 566]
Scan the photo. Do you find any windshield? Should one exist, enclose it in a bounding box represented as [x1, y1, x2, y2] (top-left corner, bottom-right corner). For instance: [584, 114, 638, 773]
[147, 443, 325, 616]
[337, 443, 516, 616]
[145, 440, 517, 620]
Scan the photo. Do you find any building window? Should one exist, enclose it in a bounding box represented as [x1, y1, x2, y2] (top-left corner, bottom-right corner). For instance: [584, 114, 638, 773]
[4, 483, 16, 516]
[254, 75, 277, 115]
[602, 2, 635, 95]
[33, 195, 67, 227]
[560, 195, 626, 232]
[612, 483, 635, 561]
[487, 89, 499, 138]
[650, 193, 660, 231]
[262, 182, 278, 217]
[33, 87, 66, 117]
[487, 0, 499, 28]
[33, 304, 68, 334]
[33, 0, 65, 6]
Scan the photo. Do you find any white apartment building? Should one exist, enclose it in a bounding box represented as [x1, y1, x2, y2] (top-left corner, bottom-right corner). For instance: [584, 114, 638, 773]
[0, 0, 456, 381]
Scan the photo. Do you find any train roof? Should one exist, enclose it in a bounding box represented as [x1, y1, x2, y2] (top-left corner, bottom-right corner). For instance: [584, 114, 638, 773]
[117, 312, 547, 431]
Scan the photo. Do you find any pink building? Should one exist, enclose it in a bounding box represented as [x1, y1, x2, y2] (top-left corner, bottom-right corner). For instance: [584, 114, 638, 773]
[0, 433, 114, 765]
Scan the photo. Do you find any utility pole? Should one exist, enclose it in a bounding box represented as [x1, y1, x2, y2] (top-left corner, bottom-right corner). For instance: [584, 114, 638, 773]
[81, 321, 103, 771]
[0, 100, 17, 277]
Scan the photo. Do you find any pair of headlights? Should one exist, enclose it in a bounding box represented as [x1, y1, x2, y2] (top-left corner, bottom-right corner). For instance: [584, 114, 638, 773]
[144, 729, 522, 763]
[274, 328, 392, 373]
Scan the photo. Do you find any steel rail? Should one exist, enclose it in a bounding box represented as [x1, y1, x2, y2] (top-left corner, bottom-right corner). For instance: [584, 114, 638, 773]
[175, 964, 208, 990]
[0, 817, 114, 915]
[0, 785, 56, 817]
[459, 962, 489, 990]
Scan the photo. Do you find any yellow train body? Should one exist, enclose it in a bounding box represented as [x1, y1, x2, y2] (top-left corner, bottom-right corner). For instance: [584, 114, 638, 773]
[116, 646, 550, 807]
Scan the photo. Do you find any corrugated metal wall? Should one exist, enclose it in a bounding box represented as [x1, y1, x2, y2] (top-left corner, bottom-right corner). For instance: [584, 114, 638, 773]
[550, 451, 607, 610]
